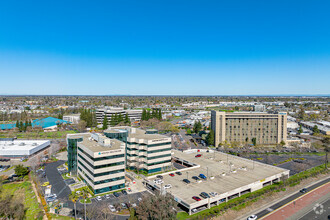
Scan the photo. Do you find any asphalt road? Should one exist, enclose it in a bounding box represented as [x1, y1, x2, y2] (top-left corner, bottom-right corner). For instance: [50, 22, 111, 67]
[255, 177, 330, 219]
[44, 160, 73, 206]
[299, 197, 330, 220]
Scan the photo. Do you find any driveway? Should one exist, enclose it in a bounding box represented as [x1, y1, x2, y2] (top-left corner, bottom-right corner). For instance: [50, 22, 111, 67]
[45, 160, 72, 205]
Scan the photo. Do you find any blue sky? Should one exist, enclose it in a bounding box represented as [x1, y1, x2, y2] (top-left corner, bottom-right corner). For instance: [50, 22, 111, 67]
[0, 0, 329, 95]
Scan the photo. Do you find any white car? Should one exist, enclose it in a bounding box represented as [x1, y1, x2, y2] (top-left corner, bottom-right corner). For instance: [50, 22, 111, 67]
[96, 196, 102, 201]
[108, 205, 117, 212]
[192, 208, 198, 213]
[247, 215, 257, 220]
[132, 203, 137, 207]
[138, 197, 142, 202]
[105, 194, 111, 199]
[154, 179, 164, 185]
[209, 192, 218, 197]
[163, 184, 172, 189]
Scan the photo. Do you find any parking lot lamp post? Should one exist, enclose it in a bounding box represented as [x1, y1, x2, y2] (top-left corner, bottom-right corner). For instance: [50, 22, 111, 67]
[207, 167, 208, 180]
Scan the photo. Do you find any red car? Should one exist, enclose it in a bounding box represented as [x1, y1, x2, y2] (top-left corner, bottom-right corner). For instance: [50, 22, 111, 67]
[195, 154, 202, 158]
[192, 196, 201, 201]
[169, 173, 175, 177]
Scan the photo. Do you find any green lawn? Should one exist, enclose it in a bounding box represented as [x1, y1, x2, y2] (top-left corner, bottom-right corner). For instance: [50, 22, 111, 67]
[0, 130, 76, 139]
[1, 181, 44, 219]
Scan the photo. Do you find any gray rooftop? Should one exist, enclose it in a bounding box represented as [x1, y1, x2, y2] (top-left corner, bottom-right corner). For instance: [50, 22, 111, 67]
[68, 133, 124, 152]
[149, 150, 288, 204]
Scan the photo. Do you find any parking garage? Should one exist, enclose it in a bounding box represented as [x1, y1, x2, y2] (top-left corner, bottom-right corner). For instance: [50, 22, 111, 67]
[147, 149, 290, 215]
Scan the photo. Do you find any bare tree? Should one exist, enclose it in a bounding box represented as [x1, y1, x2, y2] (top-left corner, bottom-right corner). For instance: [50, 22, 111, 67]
[135, 193, 177, 220]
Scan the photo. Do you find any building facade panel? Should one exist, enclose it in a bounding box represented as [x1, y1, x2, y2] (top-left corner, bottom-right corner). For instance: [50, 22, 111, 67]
[211, 111, 287, 147]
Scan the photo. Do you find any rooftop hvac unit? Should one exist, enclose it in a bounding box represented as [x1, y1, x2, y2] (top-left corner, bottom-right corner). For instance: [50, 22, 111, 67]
[19, 142, 25, 146]
[32, 143, 37, 146]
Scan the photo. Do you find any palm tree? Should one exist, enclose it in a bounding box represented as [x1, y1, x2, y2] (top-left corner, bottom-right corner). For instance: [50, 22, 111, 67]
[81, 188, 89, 220]
[69, 192, 78, 220]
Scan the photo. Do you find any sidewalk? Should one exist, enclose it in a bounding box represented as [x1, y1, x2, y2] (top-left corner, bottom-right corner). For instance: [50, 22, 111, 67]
[262, 182, 330, 220]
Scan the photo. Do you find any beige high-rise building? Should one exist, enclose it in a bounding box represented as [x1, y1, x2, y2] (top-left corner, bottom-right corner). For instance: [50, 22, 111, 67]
[211, 111, 287, 147]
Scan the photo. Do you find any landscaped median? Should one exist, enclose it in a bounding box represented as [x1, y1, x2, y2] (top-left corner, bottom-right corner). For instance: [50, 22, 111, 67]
[176, 163, 329, 220]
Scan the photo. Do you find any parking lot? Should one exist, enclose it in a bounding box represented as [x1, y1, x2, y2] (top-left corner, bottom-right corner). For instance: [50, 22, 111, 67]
[90, 191, 146, 212]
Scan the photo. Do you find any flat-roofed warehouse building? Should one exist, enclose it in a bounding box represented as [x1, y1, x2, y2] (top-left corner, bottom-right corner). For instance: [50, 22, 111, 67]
[0, 140, 50, 157]
[211, 111, 287, 147]
[147, 149, 289, 215]
[105, 127, 172, 174]
[67, 133, 126, 194]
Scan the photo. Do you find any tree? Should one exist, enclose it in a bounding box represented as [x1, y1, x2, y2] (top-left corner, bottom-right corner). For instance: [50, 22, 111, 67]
[77, 120, 87, 132]
[81, 188, 89, 220]
[312, 125, 320, 134]
[102, 115, 108, 130]
[146, 110, 151, 121]
[206, 130, 215, 146]
[14, 165, 29, 177]
[124, 113, 130, 125]
[135, 193, 177, 220]
[158, 109, 162, 120]
[110, 114, 117, 126]
[298, 105, 305, 120]
[193, 120, 202, 134]
[118, 114, 123, 124]
[322, 137, 330, 169]
[280, 140, 286, 146]
[69, 192, 78, 220]
[141, 109, 147, 121]
[252, 137, 257, 146]
[298, 125, 303, 134]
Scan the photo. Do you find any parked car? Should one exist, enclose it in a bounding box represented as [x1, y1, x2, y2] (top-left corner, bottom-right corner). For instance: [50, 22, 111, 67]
[195, 154, 202, 158]
[209, 192, 218, 197]
[121, 203, 127, 209]
[247, 215, 257, 220]
[154, 179, 164, 184]
[156, 175, 163, 179]
[300, 188, 307, 193]
[96, 196, 102, 201]
[192, 196, 201, 201]
[105, 194, 111, 199]
[199, 192, 210, 199]
[108, 204, 117, 212]
[46, 194, 57, 202]
[138, 197, 142, 202]
[192, 208, 198, 213]
[183, 179, 191, 184]
[199, 174, 207, 179]
[113, 192, 120, 197]
[175, 171, 182, 175]
[122, 190, 127, 195]
[192, 176, 200, 181]
[169, 173, 175, 177]
[164, 184, 172, 189]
